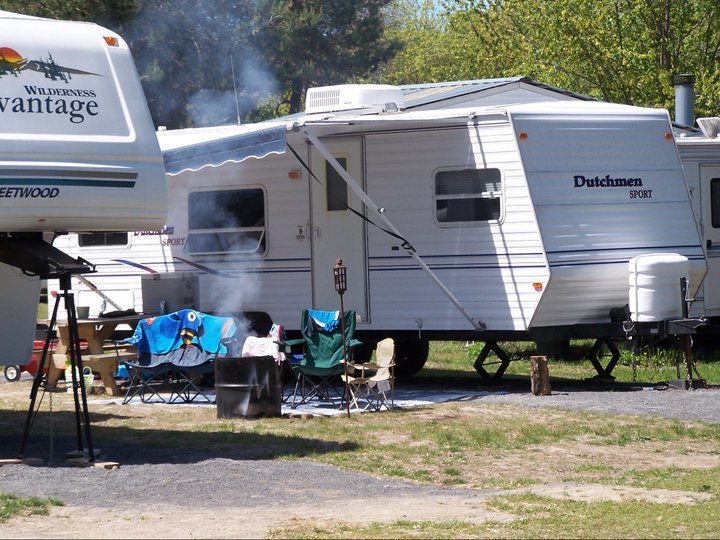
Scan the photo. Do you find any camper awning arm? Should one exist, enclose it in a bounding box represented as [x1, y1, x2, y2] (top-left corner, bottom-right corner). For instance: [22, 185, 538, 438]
[297, 124, 485, 332]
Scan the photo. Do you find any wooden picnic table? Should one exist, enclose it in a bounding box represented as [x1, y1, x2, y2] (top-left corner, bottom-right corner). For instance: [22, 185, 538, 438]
[46, 315, 144, 396]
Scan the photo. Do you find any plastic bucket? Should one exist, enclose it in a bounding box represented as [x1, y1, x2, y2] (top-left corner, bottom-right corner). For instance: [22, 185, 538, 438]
[65, 365, 94, 393]
[215, 356, 281, 418]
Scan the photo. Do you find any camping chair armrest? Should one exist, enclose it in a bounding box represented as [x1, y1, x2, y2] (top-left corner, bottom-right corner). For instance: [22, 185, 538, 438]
[358, 362, 379, 377]
[276, 338, 305, 353]
[343, 361, 378, 377]
[341, 359, 360, 374]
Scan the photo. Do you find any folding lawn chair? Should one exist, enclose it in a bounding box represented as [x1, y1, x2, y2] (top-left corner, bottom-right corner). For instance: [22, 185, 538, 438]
[118, 309, 237, 404]
[342, 337, 395, 412]
[122, 358, 175, 404]
[366, 337, 395, 410]
[341, 362, 373, 411]
[278, 309, 361, 409]
[167, 344, 218, 404]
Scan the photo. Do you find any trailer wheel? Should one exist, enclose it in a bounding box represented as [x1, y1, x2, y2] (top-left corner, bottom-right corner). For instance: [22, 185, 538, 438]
[393, 339, 430, 377]
[4, 365, 21, 383]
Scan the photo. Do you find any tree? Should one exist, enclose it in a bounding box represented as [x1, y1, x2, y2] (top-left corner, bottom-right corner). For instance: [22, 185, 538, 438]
[1, 0, 401, 126]
[383, 0, 720, 120]
[380, 0, 454, 84]
[116, 0, 256, 128]
[250, 0, 401, 116]
[0, 0, 138, 25]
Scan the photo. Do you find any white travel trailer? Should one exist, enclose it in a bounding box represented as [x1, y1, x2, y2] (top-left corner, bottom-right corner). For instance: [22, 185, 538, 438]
[0, 10, 166, 367]
[50, 86, 708, 376]
[676, 118, 720, 322]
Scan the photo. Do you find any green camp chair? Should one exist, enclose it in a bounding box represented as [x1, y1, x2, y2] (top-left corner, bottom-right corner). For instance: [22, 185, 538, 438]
[278, 310, 361, 409]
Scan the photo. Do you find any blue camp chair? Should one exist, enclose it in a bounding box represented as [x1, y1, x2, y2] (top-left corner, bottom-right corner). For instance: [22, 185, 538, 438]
[278, 310, 361, 409]
[119, 309, 237, 404]
[122, 359, 175, 404]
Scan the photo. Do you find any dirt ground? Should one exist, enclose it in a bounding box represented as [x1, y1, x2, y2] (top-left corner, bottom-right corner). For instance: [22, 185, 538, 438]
[1, 379, 718, 538]
[0, 495, 518, 539]
[0, 470, 712, 539]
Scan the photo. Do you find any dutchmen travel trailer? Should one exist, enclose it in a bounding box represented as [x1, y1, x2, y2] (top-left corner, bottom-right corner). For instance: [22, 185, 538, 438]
[49, 85, 709, 376]
[0, 10, 166, 367]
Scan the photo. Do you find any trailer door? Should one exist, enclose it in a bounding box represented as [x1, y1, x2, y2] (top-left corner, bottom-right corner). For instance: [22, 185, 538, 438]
[701, 165, 720, 314]
[310, 139, 368, 320]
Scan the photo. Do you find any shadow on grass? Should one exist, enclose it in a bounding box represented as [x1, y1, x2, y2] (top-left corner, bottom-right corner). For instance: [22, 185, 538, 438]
[0, 408, 358, 466]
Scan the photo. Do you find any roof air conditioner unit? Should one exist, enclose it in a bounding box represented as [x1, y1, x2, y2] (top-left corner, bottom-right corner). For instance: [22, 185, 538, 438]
[305, 84, 405, 114]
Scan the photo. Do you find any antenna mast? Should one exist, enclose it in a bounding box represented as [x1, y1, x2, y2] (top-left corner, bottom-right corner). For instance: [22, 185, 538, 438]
[230, 54, 241, 124]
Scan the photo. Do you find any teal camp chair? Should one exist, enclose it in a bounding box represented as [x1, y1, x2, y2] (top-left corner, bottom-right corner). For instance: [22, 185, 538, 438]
[278, 310, 361, 409]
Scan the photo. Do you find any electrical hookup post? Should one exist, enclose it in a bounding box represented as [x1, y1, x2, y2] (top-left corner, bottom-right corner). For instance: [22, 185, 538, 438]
[333, 259, 350, 418]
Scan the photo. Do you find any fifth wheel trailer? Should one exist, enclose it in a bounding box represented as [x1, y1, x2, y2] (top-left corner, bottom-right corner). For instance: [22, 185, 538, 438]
[0, 10, 166, 367]
[49, 88, 708, 375]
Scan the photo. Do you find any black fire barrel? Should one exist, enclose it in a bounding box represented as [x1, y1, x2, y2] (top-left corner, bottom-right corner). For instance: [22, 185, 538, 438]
[215, 356, 281, 418]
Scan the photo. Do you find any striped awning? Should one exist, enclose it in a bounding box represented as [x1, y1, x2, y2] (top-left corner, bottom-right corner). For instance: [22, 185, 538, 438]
[162, 125, 287, 175]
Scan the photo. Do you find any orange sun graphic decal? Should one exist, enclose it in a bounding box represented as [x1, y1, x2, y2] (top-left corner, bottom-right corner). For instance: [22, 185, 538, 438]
[0, 47, 24, 65]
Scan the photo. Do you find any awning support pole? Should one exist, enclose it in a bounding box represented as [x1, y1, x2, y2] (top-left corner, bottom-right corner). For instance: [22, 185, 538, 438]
[299, 126, 485, 331]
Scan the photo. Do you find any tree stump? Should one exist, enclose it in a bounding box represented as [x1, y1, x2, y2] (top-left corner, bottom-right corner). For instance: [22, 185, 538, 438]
[530, 355, 551, 396]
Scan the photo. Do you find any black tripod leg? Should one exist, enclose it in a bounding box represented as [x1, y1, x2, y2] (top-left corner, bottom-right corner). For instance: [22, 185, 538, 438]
[17, 293, 61, 460]
[63, 291, 84, 455]
[63, 284, 95, 462]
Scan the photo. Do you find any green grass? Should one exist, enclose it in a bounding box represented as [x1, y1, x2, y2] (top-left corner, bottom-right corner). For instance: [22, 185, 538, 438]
[620, 466, 720, 493]
[267, 519, 492, 539]
[484, 489, 720, 539]
[0, 493, 63, 522]
[270, 497, 720, 539]
[421, 340, 720, 385]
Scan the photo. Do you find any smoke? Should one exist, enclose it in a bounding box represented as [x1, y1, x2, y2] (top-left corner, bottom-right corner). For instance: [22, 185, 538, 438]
[113, 3, 282, 342]
[204, 273, 261, 345]
[186, 89, 239, 127]
[239, 54, 279, 102]
[117, 2, 280, 129]
[186, 54, 279, 127]
[185, 188, 269, 340]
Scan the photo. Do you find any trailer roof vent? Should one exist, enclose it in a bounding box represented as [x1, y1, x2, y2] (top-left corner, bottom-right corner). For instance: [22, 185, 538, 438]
[305, 84, 405, 114]
[697, 117, 720, 138]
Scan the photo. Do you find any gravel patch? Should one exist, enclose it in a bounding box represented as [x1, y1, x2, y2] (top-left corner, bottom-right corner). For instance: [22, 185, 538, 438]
[475, 386, 720, 424]
[0, 458, 497, 511]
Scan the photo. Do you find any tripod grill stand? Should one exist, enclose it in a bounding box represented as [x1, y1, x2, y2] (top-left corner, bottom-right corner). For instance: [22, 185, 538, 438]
[18, 272, 95, 462]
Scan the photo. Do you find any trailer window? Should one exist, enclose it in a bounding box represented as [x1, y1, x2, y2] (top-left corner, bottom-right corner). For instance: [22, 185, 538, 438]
[326, 157, 348, 212]
[78, 232, 129, 247]
[187, 188, 266, 255]
[711, 178, 720, 228]
[435, 168, 502, 224]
